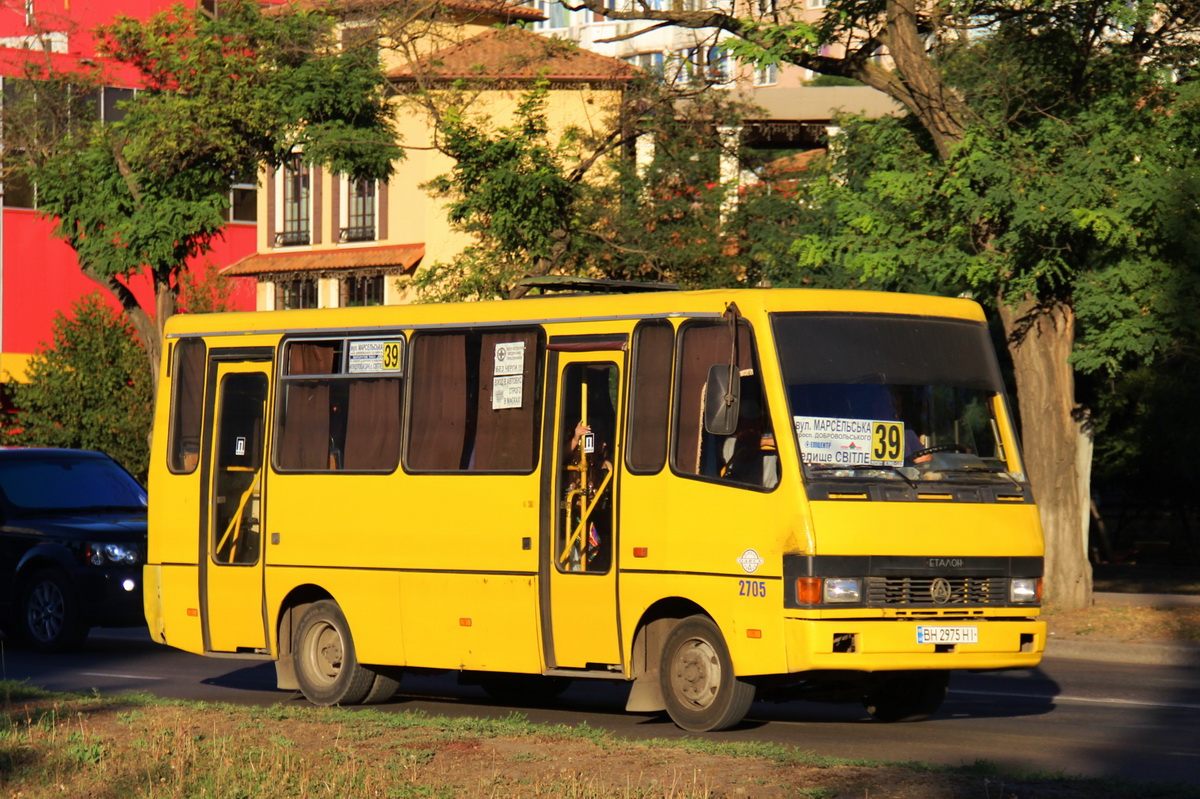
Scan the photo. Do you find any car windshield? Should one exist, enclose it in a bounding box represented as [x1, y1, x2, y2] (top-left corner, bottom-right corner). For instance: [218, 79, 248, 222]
[772, 312, 1019, 484]
[0, 454, 147, 512]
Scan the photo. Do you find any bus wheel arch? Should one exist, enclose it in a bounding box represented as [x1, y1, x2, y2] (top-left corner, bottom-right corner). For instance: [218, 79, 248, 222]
[625, 598, 706, 715]
[275, 585, 334, 692]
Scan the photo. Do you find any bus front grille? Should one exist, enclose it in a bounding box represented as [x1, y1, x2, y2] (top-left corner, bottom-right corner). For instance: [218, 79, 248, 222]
[866, 576, 1007, 606]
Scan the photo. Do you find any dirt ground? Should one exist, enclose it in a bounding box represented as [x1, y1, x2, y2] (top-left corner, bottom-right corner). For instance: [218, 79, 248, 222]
[0, 698, 1164, 799]
[3, 602, 1195, 799]
[1042, 600, 1200, 645]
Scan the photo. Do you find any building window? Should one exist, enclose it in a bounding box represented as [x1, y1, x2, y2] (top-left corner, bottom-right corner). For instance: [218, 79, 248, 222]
[623, 51, 665, 76]
[808, 0, 827, 7]
[676, 46, 730, 85]
[228, 183, 257, 223]
[2, 165, 35, 208]
[534, 0, 570, 29]
[754, 64, 778, 86]
[341, 178, 376, 241]
[340, 275, 384, 307]
[278, 155, 310, 246]
[101, 87, 134, 123]
[276, 278, 318, 310]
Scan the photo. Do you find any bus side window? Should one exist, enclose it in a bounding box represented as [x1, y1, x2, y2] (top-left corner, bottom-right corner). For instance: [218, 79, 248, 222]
[626, 321, 674, 474]
[167, 338, 206, 474]
[673, 321, 774, 488]
[275, 338, 402, 473]
[407, 329, 542, 473]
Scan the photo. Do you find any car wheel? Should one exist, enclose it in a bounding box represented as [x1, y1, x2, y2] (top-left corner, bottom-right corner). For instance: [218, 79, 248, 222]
[659, 614, 755, 732]
[20, 569, 89, 652]
[293, 600, 375, 706]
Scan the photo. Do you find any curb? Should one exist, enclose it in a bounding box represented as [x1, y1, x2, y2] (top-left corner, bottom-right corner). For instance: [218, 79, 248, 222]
[1044, 593, 1200, 667]
[1045, 638, 1200, 667]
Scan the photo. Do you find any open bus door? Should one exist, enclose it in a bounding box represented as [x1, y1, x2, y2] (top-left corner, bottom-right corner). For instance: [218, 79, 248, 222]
[201, 354, 272, 654]
[543, 351, 623, 670]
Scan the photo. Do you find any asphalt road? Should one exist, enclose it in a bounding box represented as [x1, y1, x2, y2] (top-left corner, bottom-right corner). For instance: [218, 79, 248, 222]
[5, 628, 1199, 786]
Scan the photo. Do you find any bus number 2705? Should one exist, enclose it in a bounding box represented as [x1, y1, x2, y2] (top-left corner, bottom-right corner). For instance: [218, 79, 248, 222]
[739, 580, 767, 598]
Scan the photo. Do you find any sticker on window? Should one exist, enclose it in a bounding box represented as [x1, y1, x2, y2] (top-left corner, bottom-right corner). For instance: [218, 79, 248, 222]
[348, 340, 402, 374]
[493, 341, 526, 376]
[794, 416, 905, 467]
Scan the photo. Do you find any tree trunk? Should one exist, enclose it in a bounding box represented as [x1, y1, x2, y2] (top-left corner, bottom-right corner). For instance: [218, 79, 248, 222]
[83, 266, 170, 392]
[998, 296, 1093, 611]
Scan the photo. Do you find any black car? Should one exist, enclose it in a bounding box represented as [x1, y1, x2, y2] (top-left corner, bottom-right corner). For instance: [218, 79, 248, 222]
[0, 448, 147, 651]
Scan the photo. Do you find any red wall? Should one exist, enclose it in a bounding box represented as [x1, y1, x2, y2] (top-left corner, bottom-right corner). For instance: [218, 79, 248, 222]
[0, 1, 262, 368]
[2, 210, 257, 356]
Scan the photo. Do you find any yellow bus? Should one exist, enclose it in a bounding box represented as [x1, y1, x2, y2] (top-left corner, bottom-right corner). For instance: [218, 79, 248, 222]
[144, 285, 1045, 732]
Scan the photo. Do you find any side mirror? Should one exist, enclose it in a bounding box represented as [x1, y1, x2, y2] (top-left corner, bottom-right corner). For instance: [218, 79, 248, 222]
[704, 364, 741, 436]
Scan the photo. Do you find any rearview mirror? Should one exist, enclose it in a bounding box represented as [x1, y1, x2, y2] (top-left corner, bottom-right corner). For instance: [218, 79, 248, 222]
[704, 364, 741, 436]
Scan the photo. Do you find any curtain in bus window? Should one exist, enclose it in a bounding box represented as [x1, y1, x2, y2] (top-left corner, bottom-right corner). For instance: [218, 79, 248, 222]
[277, 343, 336, 470]
[168, 339, 206, 473]
[675, 323, 754, 476]
[343, 378, 401, 471]
[471, 330, 539, 471]
[627, 322, 673, 473]
[408, 334, 468, 470]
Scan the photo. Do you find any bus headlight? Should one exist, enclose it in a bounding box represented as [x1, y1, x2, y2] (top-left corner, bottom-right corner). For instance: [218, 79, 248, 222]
[823, 577, 862, 603]
[1010, 577, 1041, 604]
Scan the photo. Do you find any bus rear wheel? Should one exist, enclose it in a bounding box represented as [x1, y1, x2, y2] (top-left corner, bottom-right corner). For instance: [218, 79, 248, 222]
[294, 600, 375, 706]
[862, 670, 949, 722]
[659, 615, 755, 732]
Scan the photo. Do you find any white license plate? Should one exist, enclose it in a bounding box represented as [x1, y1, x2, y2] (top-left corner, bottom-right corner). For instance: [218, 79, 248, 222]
[917, 625, 978, 645]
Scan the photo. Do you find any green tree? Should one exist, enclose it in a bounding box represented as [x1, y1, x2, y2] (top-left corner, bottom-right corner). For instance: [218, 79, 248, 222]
[4, 294, 152, 482]
[420, 80, 806, 298]
[7, 0, 400, 389]
[560, 0, 1200, 608]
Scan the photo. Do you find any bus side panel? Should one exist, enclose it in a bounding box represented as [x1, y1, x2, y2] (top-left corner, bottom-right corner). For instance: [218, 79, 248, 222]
[395, 474, 542, 673]
[618, 474, 799, 678]
[264, 566, 402, 666]
[151, 564, 204, 654]
[398, 573, 542, 672]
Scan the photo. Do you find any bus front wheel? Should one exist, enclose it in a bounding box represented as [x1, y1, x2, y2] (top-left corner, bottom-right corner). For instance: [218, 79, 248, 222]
[659, 615, 755, 732]
[862, 670, 949, 722]
[294, 600, 375, 706]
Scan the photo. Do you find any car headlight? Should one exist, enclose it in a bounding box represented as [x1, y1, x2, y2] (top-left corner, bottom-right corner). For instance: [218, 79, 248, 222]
[823, 577, 863, 603]
[87, 543, 141, 566]
[1010, 577, 1041, 604]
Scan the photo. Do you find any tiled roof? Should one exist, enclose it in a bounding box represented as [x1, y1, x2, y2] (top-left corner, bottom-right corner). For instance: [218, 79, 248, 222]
[389, 27, 637, 83]
[263, 0, 544, 22]
[222, 243, 425, 276]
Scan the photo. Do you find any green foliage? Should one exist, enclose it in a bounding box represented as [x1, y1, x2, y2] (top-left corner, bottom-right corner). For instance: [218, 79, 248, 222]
[420, 81, 810, 297]
[7, 0, 400, 385]
[3, 294, 152, 481]
[418, 82, 582, 300]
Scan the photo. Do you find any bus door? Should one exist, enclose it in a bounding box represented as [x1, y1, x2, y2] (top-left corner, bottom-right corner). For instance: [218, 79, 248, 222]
[201, 354, 272, 654]
[543, 349, 623, 670]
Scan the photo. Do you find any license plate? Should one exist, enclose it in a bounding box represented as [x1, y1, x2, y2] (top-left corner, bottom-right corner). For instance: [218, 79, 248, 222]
[917, 625, 978, 645]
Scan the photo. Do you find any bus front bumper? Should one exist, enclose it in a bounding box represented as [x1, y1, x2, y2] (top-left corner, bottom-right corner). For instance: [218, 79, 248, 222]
[783, 616, 1046, 673]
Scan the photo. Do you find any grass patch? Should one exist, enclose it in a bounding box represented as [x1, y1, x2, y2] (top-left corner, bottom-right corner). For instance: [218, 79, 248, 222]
[0, 686, 1191, 798]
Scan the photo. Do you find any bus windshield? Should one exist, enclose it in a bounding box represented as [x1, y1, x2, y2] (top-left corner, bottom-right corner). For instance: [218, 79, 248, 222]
[772, 312, 1017, 483]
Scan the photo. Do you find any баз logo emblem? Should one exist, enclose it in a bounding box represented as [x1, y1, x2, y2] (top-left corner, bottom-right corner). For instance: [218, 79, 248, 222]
[737, 549, 763, 574]
[930, 577, 953, 604]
